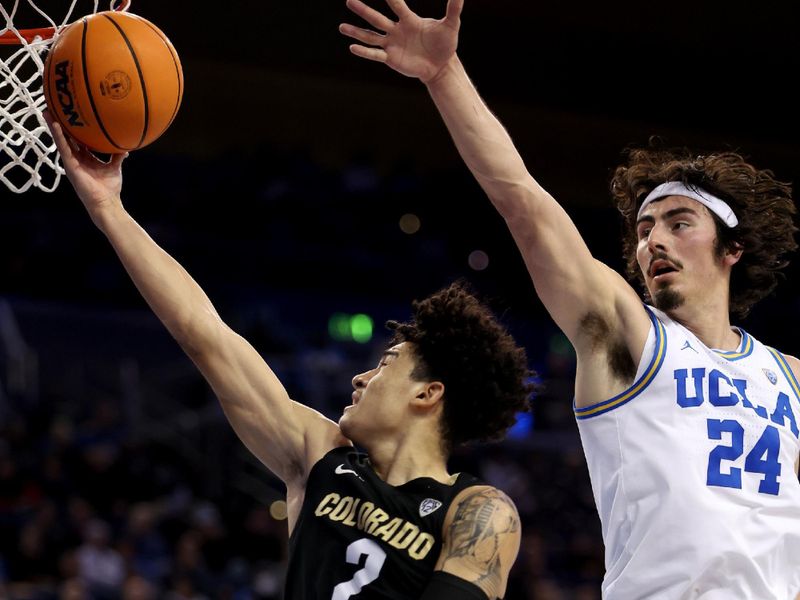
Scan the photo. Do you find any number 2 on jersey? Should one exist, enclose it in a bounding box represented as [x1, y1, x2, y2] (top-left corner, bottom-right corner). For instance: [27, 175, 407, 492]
[331, 538, 387, 600]
[707, 418, 781, 495]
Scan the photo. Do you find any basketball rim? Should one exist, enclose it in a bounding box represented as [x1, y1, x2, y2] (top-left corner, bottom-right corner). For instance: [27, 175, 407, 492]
[0, 0, 131, 44]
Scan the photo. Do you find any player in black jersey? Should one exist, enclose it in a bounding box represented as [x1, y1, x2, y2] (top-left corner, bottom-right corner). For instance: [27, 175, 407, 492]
[45, 110, 535, 597]
[285, 285, 534, 599]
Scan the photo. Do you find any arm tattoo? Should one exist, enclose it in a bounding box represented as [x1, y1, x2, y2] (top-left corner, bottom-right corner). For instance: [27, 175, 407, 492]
[441, 488, 520, 596]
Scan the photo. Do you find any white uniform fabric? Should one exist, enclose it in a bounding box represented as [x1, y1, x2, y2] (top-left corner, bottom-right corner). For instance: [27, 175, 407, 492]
[575, 306, 800, 599]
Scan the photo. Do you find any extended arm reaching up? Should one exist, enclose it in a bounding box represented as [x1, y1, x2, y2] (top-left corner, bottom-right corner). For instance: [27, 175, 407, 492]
[341, 1, 650, 399]
[46, 113, 348, 494]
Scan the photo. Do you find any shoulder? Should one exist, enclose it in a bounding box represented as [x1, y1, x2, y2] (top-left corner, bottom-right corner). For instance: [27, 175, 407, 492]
[764, 346, 800, 382]
[444, 485, 520, 526]
[436, 485, 521, 599]
[782, 353, 800, 381]
[444, 485, 521, 547]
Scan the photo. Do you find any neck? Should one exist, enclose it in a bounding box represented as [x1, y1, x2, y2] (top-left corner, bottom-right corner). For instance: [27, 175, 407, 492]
[363, 431, 450, 487]
[665, 289, 740, 350]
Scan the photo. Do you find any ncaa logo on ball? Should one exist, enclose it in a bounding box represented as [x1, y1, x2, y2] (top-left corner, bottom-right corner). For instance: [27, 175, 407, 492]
[100, 71, 131, 100]
[53, 60, 85, 127]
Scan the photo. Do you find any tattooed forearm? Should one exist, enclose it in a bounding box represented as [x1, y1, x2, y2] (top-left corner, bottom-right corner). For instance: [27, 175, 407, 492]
[441, 488, 520, 596]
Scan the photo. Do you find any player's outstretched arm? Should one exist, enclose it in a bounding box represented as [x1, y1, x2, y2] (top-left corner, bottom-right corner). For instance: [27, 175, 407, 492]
[341, 0, 648, 353]
[46, 114, 348, 486]
[422, 486, 521, 600]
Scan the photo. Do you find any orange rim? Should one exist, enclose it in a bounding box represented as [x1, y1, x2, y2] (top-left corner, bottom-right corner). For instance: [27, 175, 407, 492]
[0, 0, 131, 45]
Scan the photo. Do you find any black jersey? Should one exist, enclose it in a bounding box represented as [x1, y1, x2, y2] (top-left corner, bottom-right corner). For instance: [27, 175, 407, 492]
[284, 446, 483, 599]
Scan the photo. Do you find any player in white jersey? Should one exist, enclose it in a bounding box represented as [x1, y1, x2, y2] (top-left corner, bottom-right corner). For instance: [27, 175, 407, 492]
[340, 0, 800, 597]
[577, 304, 800, 598]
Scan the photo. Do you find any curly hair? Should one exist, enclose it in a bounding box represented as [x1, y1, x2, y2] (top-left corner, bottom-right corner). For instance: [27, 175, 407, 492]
[386, 280, 535, 454]
[610, 145, 797, 318]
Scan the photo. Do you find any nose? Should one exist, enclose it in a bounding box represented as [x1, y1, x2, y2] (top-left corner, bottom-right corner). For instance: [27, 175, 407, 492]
[646, 222, 667, 254]
[352, 370, 369, 390]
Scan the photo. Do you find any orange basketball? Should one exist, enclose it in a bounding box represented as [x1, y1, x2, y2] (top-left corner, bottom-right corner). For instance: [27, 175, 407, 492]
[43, 11, 183, 154]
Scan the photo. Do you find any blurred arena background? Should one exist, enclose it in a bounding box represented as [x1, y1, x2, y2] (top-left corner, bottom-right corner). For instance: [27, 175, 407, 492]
[1, 1, 799, 598]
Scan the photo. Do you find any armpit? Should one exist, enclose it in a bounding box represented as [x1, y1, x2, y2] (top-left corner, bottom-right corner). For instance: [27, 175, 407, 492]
[579, 311, 636, 382]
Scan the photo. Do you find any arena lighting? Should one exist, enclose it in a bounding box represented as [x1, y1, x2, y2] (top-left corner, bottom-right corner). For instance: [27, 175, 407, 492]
[399, 213, 421, 234]
[350, 314, 374, 343]
[269, 500, 288, 521]
[328, 313, 374, 343]
[468, 250, 489, 271]
[507, 411, 533, 439]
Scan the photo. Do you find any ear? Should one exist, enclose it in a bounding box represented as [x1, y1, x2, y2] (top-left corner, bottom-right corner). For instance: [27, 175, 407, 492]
[724, 242, 744, 266]
[412, 381, 445, 411]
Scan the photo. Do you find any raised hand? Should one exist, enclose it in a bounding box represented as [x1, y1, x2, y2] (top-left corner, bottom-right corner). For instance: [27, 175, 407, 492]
[339, 0, 463, 83]
[44, 111, 127, 220]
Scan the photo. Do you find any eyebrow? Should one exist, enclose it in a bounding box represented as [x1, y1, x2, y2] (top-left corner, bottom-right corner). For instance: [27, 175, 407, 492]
[636, 206, 699, 226]
[382, 350, 400, 358]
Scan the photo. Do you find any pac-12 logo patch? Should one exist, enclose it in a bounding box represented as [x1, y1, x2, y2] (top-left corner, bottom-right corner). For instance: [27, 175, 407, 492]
[419, 498, 442, 517]
[763, 368, 778, 385]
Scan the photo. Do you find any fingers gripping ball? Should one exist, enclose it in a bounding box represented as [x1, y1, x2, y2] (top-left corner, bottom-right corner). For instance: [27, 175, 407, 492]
[44, 11, 183, 154]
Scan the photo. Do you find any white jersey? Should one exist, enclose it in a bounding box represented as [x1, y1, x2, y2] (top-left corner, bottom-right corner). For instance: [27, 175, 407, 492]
[576, 305, 800, 599]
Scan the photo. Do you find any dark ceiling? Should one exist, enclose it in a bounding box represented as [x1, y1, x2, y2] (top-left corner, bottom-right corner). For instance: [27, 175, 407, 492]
[138, 0, 800, 200]
[10, 0, 800, 183]
[2, 0, 799, 351]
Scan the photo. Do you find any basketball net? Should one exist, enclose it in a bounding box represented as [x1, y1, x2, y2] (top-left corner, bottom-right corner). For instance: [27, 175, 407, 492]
[0, 0, 130, 193]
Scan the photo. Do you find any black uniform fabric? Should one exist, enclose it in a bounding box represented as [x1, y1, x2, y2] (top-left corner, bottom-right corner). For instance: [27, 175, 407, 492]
[284, 446, 484, 599]
[419, 571, 489, 600]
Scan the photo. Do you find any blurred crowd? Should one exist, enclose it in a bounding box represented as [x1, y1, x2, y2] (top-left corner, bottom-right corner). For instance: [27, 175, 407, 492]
[0, 299, 603, 600]
[0, 396, 288, 599]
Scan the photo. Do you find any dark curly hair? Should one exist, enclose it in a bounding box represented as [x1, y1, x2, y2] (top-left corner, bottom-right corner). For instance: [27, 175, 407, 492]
[610, 145, 797, 318]
[386, 280, 535, 454]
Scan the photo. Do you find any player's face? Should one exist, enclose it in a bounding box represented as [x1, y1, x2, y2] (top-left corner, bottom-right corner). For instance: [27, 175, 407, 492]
[339, 342, 425, 442]
[635, 196, 729, 312]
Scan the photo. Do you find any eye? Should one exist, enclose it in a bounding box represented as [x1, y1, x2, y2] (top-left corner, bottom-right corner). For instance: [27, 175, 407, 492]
[673, 222, 689, 231]
[638, 227, 651, 240]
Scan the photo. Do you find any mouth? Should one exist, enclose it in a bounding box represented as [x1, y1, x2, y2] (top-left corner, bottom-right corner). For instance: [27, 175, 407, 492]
[351, 391, 360, 405]
[649, 260, 679, 280]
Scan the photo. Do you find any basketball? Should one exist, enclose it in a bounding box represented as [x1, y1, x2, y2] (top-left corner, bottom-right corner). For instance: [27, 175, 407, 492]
[43, 11, 183, 154]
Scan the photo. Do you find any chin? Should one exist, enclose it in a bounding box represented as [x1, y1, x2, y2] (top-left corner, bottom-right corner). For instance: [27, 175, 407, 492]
[653, 286, 685, 312]
[338, 410, 352, 430]
[338, 412, 359, 441]
[339, 410, 378, 449]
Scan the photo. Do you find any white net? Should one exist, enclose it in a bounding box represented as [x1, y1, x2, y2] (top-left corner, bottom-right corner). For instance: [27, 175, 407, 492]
[0, 1, 127, 193]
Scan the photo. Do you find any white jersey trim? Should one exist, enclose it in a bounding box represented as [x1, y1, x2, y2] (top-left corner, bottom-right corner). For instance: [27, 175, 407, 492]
[767, 346, 800, 405]
[714, 327, 754, 360]
[574, 306, 667, 420]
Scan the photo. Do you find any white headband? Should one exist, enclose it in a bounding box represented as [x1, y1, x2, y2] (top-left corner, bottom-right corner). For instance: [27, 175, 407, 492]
[638, 181, 739, 228]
